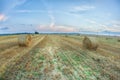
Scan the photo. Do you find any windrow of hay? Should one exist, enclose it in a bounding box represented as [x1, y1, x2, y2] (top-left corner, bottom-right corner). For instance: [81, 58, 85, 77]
[18, 34, 32, 47]
[83, 36, 99, 50]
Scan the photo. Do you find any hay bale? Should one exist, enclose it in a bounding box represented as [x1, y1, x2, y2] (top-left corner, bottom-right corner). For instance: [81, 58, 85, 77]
[117, 39, 120, 42]
[83, 36, 99, 50]
[18, 34, 32, 47]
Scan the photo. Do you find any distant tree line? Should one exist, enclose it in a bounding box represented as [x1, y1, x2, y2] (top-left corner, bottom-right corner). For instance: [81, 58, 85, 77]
[35, 31, 39, 34]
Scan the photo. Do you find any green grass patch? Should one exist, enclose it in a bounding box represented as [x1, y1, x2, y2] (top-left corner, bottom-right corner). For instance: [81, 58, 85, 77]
[57, 66, 61, 71]
[58, 52, 68, 61]
[72, 54, 82, 62]
[39, 55, 45, 60]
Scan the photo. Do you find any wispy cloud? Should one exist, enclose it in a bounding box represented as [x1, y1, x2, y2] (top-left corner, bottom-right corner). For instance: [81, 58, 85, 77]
[14, 10, 46, 13]
[108, 20, 120, 32]
[0, 14, 8, 22]
[70, 5, 95, 14]
[37, 25, 78, 32]
[41, 0, 55, 28]
[4, 0, 27, 14]
[67, 5, 96, 16]
[48, 10, 55, 28]
[0, 0, 27, 22]
[86, 19, 120, 32]
[74, 5, 95, 11]
[0, 27, 9, 30]
[111, 20, 120, 25]
[0, 0, 27, 23]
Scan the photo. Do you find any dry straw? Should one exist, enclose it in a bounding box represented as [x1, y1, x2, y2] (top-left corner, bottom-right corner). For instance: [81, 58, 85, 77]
[18, 34, 32, 47]
[83, 36, 99, 50]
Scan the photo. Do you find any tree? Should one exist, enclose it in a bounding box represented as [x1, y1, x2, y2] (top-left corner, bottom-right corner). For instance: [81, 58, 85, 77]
[35, 31, 39, 34]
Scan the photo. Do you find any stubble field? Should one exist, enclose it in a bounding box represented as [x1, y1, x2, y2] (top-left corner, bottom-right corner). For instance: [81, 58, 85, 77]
[0, 34, 120, 80]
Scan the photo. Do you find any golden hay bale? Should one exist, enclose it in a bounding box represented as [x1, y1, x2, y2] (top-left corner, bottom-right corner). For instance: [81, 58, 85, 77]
[83, 36, 99, 50]
[18, 34, 32, 47]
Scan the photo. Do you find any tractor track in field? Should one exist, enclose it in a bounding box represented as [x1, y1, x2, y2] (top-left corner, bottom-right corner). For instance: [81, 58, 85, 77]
[0, 35, 46, 78]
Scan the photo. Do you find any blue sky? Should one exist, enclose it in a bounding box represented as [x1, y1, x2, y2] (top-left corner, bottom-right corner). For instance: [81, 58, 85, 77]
[0, 0, 120, 34]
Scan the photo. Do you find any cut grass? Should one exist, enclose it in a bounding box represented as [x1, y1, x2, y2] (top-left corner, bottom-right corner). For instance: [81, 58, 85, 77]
[39, 55, 45, 60]
[1, 35, 120, 80]
[58, 52, 68, 62]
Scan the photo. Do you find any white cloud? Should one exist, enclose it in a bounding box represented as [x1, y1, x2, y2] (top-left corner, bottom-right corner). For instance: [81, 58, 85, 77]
[15, 10, 46, 13]
[15, 10, 33, 13]
[72, 5, 95, 12]
[48, 10, 55, 28]
[0, 0, 27, 23]
[111, 20, 120, 25]
[37, 25, 78, 32]
[86, 19, 97, 24]
[0, 14, 8, 22]
[108, 20, 120, 32]
[41, 0, 55, 30]
[86, 19, 120, 32]
[12, 0, 27, 7]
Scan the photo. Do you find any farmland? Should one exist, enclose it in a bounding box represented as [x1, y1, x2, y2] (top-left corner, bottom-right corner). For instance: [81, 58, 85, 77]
[0, 34, 120, 80]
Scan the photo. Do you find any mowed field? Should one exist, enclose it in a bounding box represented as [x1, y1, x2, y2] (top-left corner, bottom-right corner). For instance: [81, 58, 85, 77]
[0, 34, 120, 80]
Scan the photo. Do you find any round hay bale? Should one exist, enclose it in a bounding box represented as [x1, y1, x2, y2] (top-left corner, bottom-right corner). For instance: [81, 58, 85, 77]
[117, 39, 120, 42]
[18, 34, 32, 47]
[83, 36, 99, 50]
